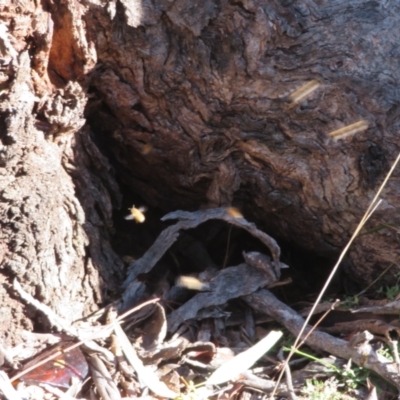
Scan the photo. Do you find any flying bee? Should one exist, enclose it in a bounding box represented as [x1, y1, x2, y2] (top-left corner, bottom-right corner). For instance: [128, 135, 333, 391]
[112, 129, 124, 142]
[288, 79, 320, 104]
[175, 276, 209, 291]
[226, 207, 243, 219]
[140, 143, 153, 155]
[328, 120, 368, 141]
[125, 205, 147, 223]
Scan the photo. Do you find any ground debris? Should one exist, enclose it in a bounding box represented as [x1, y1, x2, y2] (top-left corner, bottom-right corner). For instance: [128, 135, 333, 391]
[4, 208, 400, 399]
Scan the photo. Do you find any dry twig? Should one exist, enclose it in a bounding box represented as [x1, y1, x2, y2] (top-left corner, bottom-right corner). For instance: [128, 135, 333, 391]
[243, 289, 400, 391]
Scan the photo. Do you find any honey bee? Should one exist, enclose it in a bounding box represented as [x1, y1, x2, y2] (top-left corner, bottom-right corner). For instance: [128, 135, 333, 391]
[328, 120, 368, 141]
[175, 276, 209, 291]
[288, 79, 320, 104]
[140, 143, 153, 155]
[226, 207, 243, 219]
[125, 205, 147, 223]
[112, 129, 124, 142]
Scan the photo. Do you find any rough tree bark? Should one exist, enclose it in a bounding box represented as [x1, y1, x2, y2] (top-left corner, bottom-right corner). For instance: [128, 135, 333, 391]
[86, 0, 400, 285]
[0, 1, 124, 345]
[1, 0, 400, 345]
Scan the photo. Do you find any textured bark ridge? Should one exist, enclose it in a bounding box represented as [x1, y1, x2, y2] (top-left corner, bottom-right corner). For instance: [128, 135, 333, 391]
[85, 0, 400, 285]
[0, 0, 122, 345]
[1, 0, 400, 344]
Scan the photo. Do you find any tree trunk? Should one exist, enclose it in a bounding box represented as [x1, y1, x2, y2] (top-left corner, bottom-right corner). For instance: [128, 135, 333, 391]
[0, 1, 124, 345]
[1, 0, 400, 345]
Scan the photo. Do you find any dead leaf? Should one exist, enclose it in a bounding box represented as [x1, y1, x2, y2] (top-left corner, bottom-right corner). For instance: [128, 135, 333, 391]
[206, 330, 282, 385]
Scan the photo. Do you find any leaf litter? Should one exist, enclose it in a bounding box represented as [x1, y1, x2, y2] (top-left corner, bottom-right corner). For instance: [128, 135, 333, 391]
[3, 207, 400, 399]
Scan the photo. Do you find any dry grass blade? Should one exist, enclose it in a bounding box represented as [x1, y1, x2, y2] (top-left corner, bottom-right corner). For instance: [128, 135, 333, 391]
[113, 320, 178, 399]
[206, 330, 283, 386]
[272, 151, 400, 396]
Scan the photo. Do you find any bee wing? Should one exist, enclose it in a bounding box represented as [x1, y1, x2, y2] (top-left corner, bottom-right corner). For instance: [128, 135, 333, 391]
[226, 207, 243, 219]
[125, 214, 134, 220]
[176, 276, 209, 291]
[138, 206, 147, 212]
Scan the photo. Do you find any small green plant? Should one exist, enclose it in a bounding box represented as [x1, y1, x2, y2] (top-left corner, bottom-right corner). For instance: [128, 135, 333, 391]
[377, 345, 393, 360]
[174, 378, 210, 400]
[338, 359, 370, 390]
[376, 272, 400, 300]
[285, 347, 369, 396]
[341, 295, 360, 309]
[300, 378, 347, 400]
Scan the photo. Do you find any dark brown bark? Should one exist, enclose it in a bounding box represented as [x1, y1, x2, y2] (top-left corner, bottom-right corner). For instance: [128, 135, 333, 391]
[85, 0, 400, 288]
[1, 0, 400, 345]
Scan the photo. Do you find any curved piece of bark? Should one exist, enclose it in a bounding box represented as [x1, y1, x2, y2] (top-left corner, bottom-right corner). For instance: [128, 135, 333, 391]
[84, 0, 400, 286]
[167, 263, 275, 333]
[121, 207, 280, 309]
[243, 289, 400, 391]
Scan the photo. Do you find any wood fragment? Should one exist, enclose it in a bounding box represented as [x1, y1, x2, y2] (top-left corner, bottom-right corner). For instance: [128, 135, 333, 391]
[351, 300, 400, 315]
[88, 354, 121, 400]
[167, 264, 276, 333]
[243, 289, 400, 391]
[113, 320, 178, 398]
[324, 319, 400, 340]
[236, 371, 278, 392]
[242, 251, 282, 280]
[121, 208, 281, 310]
[278, 348, 297, 400]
